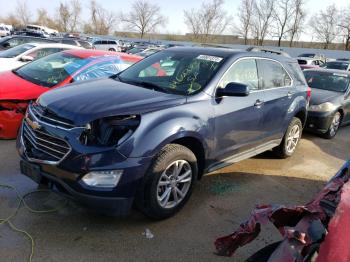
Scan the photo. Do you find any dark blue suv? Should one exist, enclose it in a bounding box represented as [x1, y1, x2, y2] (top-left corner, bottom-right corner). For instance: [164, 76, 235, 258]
[17, 47, 309, 219]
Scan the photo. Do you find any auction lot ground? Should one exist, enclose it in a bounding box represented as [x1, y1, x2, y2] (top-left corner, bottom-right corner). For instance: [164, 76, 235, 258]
[1, 126, 349, 262]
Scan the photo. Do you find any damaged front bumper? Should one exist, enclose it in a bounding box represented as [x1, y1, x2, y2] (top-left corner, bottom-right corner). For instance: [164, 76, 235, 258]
[0, 101, 28, 139]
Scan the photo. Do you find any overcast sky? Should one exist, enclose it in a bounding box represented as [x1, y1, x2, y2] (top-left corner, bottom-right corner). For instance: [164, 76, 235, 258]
[0, 0, 349, 36]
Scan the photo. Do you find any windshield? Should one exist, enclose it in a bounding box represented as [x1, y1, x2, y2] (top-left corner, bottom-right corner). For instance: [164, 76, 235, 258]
[304, 71, 350, 92]
[117, 50, 225, 95]
[325, 61, 350, 70]
[0, 43, 35, 58]
[14, 52, 91, 87]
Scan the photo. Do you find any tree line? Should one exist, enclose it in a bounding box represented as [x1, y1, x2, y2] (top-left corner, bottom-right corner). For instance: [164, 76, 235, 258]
[1, 0, 350, 50]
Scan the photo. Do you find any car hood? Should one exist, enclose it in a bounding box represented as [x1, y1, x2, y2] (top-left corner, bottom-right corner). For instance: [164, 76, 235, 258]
[0, 71, 48, 100]
[309, 88, 342, 105]
[38, 78, 187, 125]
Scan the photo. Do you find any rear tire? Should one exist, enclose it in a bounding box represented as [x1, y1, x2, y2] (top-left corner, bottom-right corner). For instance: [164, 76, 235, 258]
[323, 111, 341, 139]
[136, 144, 198, 219]
[273, 117, 302, 158]
[108, 48, 116, 52]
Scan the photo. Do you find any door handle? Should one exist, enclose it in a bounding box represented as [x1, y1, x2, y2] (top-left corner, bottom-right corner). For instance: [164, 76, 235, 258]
[254, 99, 264, 107]
[287, 92, 294, 99]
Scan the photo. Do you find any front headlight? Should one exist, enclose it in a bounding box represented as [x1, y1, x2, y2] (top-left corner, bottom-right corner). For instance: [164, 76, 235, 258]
[82, 170, 123, 188]
[80, 115, 140, 146]
[308, 102, 337, 112]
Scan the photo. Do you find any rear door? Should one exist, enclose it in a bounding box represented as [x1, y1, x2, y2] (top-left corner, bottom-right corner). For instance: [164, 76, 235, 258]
[213, 58, 264, 162]
[256, 59, 294, 142]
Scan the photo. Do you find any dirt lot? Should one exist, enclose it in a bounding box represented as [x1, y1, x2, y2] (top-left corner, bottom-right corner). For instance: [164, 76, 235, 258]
[0, 127, 349, 262]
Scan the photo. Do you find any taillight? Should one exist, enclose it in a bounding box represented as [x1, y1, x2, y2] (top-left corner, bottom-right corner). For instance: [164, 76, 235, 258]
[307, 87, 311, 101]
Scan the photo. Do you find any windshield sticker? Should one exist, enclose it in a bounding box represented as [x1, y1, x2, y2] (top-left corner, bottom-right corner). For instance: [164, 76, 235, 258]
[197, 55, 223, 63]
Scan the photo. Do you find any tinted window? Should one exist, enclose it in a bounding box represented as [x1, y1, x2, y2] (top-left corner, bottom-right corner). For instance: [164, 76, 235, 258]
[303, 71, 350, 93]
[257, 59, 292, 89]
[219, 59, 259, 90]
[94, 40, 102, 45]
[101, 40, 108, 45]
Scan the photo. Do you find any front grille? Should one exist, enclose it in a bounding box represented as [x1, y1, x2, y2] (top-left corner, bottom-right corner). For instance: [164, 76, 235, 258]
[30, 103, 75, 129]
[22, 120, 71, 164]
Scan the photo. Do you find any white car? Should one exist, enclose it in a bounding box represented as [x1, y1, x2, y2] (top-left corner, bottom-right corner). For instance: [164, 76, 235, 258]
[0, 43, 82, 72]
[0, 25, 10, 37]
[93, 39, 124, 52]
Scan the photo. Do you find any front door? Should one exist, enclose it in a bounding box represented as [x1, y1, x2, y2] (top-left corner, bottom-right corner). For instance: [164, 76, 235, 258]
[213, 58, 264, 162]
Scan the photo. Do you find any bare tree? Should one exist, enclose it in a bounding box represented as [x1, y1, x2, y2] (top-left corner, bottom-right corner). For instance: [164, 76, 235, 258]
[84, 0, 117, 35]
[36, 8, 58, 29]
[235, 0, 255, 45]
[16, 0, 31, 25]
[272, 0, 295, 47]
[309, 4, 339, 49]
[251, 0, 275, 46]
[288, 0, 306, 47]
[121, 0, 167, 39]
[56, 0, 82, 32]
[57, 2, 70, 32]
[183, 9, 202, 41]
[339, 7, 350, 50]
[183, 0, 231, 42]
[69, 0, 82, 32]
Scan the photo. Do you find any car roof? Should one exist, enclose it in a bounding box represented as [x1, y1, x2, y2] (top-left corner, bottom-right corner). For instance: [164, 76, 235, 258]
[304, 68, 350, 75]
[62, 49, 143, 61]
[166, 46, 295, 62]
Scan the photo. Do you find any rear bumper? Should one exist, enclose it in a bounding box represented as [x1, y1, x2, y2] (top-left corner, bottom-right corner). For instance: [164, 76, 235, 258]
[0, 110, 24, 139]
[305, 111, 334, 134]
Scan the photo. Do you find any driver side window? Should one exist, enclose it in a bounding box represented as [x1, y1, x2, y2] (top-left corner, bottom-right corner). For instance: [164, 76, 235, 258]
[219, 59, 259, 90]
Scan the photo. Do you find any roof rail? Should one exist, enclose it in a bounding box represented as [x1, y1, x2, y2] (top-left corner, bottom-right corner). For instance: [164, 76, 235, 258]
[246, 46, 291, 58]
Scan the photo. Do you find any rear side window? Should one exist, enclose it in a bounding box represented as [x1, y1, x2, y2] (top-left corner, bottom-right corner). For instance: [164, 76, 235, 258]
[286, 63, 307, 86]
[78, 41, 92, 49]
[257, 59, 292, 89]
[219, 59, 259, 90]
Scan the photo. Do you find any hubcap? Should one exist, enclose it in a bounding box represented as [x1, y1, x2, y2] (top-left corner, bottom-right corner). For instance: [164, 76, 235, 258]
[329, 113, 341, 137]
[286, 124, 300, 154]
[157, 160, 192, 209]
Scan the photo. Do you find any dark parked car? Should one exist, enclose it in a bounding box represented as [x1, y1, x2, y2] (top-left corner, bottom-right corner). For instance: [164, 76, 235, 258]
[0, 35, 54, 50]
[304, 69, 350, 138]
[17, 47, 309, 219]
[324, 60, 350, 71]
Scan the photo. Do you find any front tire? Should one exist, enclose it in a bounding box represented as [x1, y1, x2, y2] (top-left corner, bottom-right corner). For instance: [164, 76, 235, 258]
[273, 117, 302, 158]
[323, 112, 341, 139]
[136, 144, 198, 219]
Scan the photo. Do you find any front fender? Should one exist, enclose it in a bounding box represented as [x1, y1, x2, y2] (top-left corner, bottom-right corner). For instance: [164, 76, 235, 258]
[117, 102, 213, 158]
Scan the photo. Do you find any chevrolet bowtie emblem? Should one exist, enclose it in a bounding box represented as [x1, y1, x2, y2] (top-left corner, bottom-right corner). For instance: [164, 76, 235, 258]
[26, 117, 41, 130]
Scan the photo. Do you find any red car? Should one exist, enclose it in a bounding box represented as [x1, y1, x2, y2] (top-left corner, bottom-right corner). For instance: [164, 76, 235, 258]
[0, 50, 142, 139]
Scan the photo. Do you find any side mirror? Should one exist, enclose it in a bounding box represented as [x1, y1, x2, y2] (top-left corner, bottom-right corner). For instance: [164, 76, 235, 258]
[217, 82, 250, 97]
[20, 55, 34, 62]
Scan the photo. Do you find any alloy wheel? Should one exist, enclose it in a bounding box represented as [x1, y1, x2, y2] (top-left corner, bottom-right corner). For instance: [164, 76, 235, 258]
[329, 112, 341, 137]
[286, 124, 300, 154]
[157, 160, 192, 209]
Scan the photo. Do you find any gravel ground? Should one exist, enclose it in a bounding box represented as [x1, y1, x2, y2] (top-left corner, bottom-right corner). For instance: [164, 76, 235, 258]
[0, 126, 349, 262]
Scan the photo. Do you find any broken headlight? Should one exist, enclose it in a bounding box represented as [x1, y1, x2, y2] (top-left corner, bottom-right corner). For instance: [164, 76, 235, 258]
[80, 115, 140, 146]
